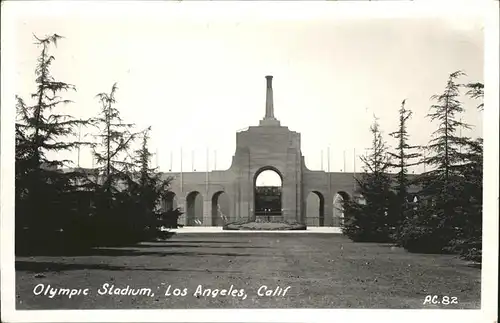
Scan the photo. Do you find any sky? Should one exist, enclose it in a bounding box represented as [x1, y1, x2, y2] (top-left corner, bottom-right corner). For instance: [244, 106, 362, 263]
[5, 1, 485, 185]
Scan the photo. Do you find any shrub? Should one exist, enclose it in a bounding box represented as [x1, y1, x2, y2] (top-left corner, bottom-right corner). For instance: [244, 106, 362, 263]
[157, 208, 184, 229]
[341, 198, 393, 243]
[397, 207, 457, 253]
[223, 219, 306, 231]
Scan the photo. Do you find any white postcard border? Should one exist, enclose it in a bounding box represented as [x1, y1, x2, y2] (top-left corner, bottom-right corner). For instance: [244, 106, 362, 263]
[1, 1, 498, 322]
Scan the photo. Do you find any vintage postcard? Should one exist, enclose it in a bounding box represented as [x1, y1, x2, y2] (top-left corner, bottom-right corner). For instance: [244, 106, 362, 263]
[1, 0, 498, 322]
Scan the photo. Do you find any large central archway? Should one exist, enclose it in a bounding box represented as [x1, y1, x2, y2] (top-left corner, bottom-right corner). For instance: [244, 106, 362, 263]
[253, 167, 283, 222]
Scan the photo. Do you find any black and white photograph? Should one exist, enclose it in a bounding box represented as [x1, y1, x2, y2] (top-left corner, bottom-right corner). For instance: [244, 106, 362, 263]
[1, 1, 498, 322]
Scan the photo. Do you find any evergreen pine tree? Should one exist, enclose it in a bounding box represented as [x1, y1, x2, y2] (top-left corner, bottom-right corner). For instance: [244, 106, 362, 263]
[400, 71, 472, 253]
[387, 100, 421, 238]
[91, 83, 141, 244]
[464, 82, 484, 111]
[15, 34, 91, 253]
[455, 137, 482, 262]
[130, 128, 181, 235]
[342, 116, 395, 242]
[455, 81, 483, 262]
[92, 83, 138, 198]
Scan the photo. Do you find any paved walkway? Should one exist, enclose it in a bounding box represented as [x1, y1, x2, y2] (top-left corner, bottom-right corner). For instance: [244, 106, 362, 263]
[170, 227, 343, 234]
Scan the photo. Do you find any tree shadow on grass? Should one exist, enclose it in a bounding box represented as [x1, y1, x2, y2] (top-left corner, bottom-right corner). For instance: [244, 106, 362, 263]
[17, 248, 272, 258]
[134, 244, 269, 249]
[152, 240, 251, 244]
[466, 263, 481, 269]
[16, 240, 261, 257]
[15, 261, 244, 274]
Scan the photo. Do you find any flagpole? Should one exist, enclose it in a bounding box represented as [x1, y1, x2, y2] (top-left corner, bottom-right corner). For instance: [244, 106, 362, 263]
[91, 152, 96, 183]
[180, 148, 183, 192]
[77, 124, 81, 168]
[353, 148, 356, 174]
[206, 147, 209, 194]
[321, 150, 324, 171]
[459, 117, 463, 155]
[353, 148, 356, 193]
[343, 150, 346, 172]
[327, 146, 330, 173]
[90, 138, 95, 170]
[91, 135, 95, 169]
[170, 151, 173, 172]
[191, 150, 193, 171]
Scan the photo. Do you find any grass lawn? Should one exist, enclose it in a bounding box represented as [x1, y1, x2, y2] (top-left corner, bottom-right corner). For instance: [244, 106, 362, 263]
[15, 233, 481, 309]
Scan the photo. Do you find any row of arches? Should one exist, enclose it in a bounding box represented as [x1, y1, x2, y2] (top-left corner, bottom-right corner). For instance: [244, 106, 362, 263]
[162, 168, 354, 226]
[163, 190, 230, 226]
[163, 190, 350, 227]
[305, 190, 350, 227]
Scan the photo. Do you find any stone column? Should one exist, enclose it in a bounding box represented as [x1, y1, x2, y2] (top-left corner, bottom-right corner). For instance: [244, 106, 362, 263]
[296, 155, 303, 223]
[203, 198, 212, 226]
[282, 148, 300, 222]
[324, 193, 334, 227]
[227, 189, 236, 224]
[259, 76, 281, 126]
[265, 75, 275, 119]
[239, 175, 251, 222]
[177, 195, 187, 226]
[233, 147, 251, 222]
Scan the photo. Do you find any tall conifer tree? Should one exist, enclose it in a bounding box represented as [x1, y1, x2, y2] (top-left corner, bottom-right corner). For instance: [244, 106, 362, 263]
[15, 34, 90, 236]
[130, 128, 180, 232]
[399, 71, 472, 253]
[342, 116, 395, 242]
[92, 83, 138, 202]
[387, 100, 421, 230]
[422, 70, 471, 221]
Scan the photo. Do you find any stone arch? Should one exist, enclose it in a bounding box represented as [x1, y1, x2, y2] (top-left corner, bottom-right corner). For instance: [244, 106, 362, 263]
[186, 191, 204, 226]
[332, 191, 350, 227]
[253, 166, 283, 221]
[306, 191, 325, 227]
[253, 166, 284, 185]
[164, 191, 177, 211]
[212, 191, 230, 226]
